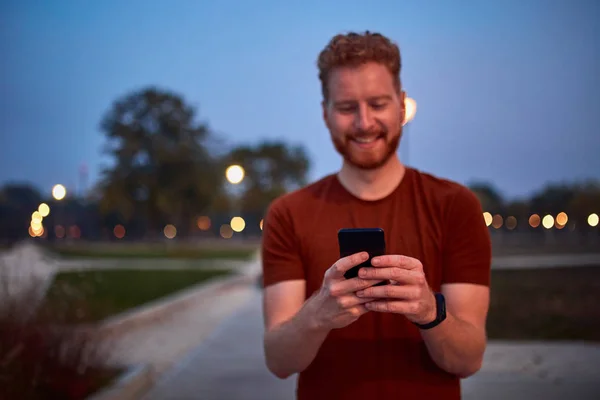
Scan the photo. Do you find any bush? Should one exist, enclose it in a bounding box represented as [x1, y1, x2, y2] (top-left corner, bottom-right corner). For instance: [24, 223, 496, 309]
[0, 259, 116, 400]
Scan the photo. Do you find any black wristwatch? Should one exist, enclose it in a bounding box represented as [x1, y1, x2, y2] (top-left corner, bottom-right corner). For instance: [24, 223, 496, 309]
[414, 292, 446, 330]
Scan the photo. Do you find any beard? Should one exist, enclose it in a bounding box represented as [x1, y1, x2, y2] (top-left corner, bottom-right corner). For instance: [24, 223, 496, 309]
[331, 123, 402, 170]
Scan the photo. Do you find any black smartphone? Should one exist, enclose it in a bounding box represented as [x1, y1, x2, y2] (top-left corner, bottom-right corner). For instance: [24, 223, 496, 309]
[337, 228, 387, 286]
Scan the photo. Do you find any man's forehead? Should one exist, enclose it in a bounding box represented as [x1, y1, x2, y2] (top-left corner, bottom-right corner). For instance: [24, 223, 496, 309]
[328, 63, 396, 100]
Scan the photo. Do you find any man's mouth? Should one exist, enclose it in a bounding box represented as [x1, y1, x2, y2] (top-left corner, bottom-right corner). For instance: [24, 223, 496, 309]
[351, 134, 385, 148]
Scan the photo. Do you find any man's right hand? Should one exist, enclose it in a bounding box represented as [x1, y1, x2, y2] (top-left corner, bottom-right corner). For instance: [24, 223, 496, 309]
[307, 251, 382, 331]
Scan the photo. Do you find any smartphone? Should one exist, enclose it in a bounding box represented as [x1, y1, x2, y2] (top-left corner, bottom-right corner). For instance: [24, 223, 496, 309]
[337, 228, 387, 286]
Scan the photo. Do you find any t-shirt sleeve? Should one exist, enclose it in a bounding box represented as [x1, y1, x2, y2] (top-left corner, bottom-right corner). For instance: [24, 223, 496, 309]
[261, 197, 305, 288]
[441, 186, 492, 286]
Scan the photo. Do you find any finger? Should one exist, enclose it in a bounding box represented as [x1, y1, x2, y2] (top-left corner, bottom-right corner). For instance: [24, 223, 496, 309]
[329, 277, 383, 296]
[349, 304, 370, 317]
[337, 295, 376, 308]
[356, 285, 418, 300]
[365, 300, 413, 313]
[327, 251, 369, 280]
[359, 267, 422, 283]
[371, 255, 421, 270]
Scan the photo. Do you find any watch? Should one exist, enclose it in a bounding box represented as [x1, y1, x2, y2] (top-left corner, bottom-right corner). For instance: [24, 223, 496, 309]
[414, 292, 446, 330]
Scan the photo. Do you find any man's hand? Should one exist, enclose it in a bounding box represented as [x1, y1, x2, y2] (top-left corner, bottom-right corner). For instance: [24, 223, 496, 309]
[307, 251, 382, 331]
[355, 255, 437, 325]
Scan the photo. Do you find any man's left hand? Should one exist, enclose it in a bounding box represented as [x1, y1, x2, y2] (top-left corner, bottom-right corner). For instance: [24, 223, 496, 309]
[356, 255, 436, 325]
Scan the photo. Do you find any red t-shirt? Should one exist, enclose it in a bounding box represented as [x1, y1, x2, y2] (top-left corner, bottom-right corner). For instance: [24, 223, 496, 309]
[261, 167, 492, 400]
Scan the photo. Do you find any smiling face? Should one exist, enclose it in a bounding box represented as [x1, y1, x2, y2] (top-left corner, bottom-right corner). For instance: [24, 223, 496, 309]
[323, 62, 405, 170]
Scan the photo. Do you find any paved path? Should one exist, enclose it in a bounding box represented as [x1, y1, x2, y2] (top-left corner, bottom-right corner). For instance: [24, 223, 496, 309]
[492, 253, 600, 269]
[143, 289, 600, 400]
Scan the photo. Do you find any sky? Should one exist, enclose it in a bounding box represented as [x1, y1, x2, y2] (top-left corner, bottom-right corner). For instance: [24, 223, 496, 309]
[1, 0, 599, 200]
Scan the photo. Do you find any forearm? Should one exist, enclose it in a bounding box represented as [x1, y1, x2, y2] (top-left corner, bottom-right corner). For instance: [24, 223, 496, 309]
[264, 299, 330, 379]
[420, 311, 486, 378]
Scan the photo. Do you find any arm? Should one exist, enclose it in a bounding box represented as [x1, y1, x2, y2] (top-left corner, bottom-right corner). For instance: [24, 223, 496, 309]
[263, 280, 330, 379]
[420, 283, 489, 378]
[263, 253, 379, 379]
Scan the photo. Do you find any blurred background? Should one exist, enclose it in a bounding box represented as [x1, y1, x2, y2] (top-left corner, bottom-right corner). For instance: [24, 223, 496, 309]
[1, 1, 599, 399]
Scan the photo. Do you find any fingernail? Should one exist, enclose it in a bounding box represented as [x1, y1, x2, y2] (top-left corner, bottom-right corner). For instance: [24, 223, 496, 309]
[356, 290, 363, 297]
[359, 269, 367, 277]
[362, 252, 369, 260]
[372, 258, 380, 265]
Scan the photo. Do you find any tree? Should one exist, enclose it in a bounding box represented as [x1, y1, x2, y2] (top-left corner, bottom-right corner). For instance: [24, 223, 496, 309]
[225, 140, 310, 216]
[0, 183, 43, 242]
[467, 182, 505, 214]
[98, 87, 221, 237]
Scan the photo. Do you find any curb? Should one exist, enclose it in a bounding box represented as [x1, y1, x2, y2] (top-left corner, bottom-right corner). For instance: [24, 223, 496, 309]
[87, 364, 155, 400]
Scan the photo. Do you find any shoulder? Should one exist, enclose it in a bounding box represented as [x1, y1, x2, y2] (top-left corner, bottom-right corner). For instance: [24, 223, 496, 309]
[409, 168, 482, 213]
[266, 174, 337, 217]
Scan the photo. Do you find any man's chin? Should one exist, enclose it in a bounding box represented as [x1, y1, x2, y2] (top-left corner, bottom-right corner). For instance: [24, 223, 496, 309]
[344, 154, 391, 170]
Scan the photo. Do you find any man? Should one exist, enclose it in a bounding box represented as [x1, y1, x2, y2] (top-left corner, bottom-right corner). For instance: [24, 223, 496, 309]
[261, 31, 491, 399]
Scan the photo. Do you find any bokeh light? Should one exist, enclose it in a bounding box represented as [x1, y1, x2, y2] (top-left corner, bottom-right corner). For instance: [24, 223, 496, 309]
[31, 211, 43, 223]
[55, 225, 65, 238]
[492, 214, 503, 229]
[114, 224, 126, 239]
[529, 214, 541, 228]
[556, 212, 568, 226]
[483, 212, 493, 227]
[164, 224, 177, 239]
[505, 216, 517, 230]
[403, 97, 417, 125]
[220, 224, 233, 239]
[225, 165, 245, 184]
[197, 216, 211, 230]
[259, 219, 264, 231]
[542, 215, 554, 229]
[38, 203, 50, 217]
[52, 184, 67, 200]
[230, 216, 246, 232]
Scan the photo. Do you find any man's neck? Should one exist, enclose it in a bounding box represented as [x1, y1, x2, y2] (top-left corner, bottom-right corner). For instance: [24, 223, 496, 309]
[337, 155, 406, 201]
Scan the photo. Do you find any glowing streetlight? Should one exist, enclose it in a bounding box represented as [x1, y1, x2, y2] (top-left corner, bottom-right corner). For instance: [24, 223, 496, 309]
[38, 203, 50, 217]
[225, 165, 245, 184]
[230, 216, 246, 233]
[403, 97, 417, 126]
[52, 184, 67, 200]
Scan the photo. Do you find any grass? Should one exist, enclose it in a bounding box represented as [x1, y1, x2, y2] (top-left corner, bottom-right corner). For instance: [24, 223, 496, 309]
[487, 265, 600, 341]
[38, 269, 231, 323]
[49, 243, 257, 260]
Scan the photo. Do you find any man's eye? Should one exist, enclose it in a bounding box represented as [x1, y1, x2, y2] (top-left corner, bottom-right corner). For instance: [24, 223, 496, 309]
[337, 106, 355, 113]
[371, 103, 387, 110]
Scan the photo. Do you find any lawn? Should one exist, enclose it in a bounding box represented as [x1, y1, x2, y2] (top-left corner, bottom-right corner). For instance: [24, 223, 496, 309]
[487, 266, 600, 341]
[38, 269, 231, 323]
[51, 245, 256, 260]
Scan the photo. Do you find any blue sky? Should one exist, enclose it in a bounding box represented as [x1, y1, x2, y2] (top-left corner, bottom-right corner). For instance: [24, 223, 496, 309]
[1, 0, 599, 200]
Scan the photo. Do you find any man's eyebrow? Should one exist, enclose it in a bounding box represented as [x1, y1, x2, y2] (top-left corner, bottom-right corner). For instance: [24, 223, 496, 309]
[333, 95, 392, 106]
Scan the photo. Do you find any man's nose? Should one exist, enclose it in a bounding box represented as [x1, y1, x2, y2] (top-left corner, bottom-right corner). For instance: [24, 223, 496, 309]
[354, 105, 375, 132]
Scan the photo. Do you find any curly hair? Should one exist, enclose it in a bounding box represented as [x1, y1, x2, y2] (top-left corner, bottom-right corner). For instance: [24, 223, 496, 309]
[317, 31, 402, 101]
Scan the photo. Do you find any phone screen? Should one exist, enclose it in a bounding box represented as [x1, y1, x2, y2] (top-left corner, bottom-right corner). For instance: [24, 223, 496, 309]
[337, 228, 387, 285]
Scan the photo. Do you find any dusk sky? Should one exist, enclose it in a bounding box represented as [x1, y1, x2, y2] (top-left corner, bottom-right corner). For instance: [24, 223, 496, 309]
[1, 0, 599, 200]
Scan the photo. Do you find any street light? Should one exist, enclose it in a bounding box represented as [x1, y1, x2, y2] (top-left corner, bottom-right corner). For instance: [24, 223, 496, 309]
[225, 165, 245, 185]
[403, 97, 417, 126]
[52, 184, 67, 201]
[402, 96, 417, 166]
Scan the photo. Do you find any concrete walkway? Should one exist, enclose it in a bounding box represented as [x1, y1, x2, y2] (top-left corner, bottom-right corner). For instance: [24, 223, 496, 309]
[143, 289, 600, 400]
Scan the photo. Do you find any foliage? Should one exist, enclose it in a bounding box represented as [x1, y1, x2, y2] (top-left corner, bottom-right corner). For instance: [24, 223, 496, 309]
[0, 262, 114, 399]
[98, 87, 222, 236]
[225, 140, 310, 216]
